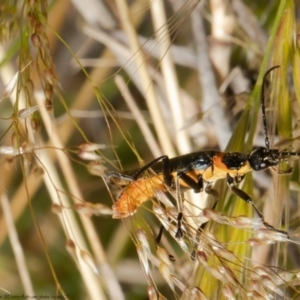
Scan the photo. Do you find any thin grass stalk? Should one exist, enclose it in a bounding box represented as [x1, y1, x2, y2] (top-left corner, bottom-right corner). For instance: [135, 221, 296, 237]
[115, 0, 175, 158]
[0, 193, 34, 294]
[191, 4, 232, 151]
[150, 0, 192, 155]
[269, 0, 295, 271]
[114, 75, 161, 157]
[0, 2, 114, 298]
[34, 93, 114, 300]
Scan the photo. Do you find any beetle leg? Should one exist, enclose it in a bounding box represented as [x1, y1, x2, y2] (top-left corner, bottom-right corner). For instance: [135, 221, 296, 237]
[175, 212, 184, 239]
[191, 183, 220, 260]
[174, 172, 205, 239]
[132, 155, 172, 182]
[205, 182, 219, 203]
[105, 172, 135, 188]
[178, 172, 203, 193]
[226, 173, 288, 237]
[143, 156, 172, 243]
[161, 156, 173, 186]
[234, 174, 245, 184]
[106, 172, 134, 182]
[155, 225, 164, 244]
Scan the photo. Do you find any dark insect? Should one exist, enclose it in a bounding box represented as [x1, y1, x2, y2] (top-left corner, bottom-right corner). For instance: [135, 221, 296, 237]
[107, 66, 298, 241]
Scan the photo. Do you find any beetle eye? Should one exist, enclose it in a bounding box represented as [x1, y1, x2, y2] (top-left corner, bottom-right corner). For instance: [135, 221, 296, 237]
[259, 162, 268, 169]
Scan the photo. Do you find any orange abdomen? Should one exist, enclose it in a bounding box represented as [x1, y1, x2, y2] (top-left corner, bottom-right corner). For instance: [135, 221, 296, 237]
[112, 175, 166, 218]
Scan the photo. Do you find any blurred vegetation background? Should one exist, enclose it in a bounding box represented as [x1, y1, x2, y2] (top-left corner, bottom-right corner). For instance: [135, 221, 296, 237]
[0, 0, 300, 299]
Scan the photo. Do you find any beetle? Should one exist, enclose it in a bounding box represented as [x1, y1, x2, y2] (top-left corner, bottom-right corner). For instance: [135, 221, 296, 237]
[107, 66, 298, 239]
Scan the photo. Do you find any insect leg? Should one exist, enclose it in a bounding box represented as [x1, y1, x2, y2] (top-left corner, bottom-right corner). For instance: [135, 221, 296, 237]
[106, 172, 134, 182]
[191, 184, 220, 260]
[155, 225, 164, 244]
[135, 156, 173, 244]
[178, 172, 203, 193]
[205, 183, 220, 204]
[133, 155, 172, 186]
[226, 174, 288, 237]
[157, 167, 202, 241]
[174, 172, 204, 239]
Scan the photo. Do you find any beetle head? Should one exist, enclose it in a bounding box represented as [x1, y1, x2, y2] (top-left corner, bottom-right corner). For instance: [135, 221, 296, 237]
[248, 147, 282, 171]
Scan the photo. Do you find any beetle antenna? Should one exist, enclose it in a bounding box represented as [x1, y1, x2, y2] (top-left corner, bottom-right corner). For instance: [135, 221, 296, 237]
[261, 65, 280, 150]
